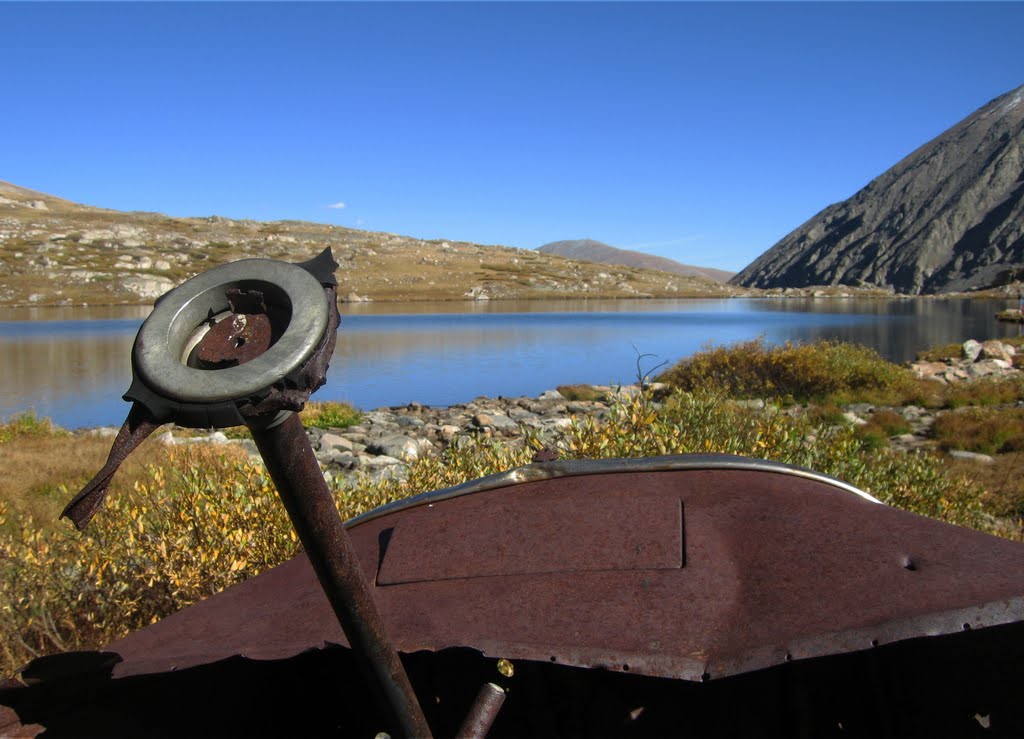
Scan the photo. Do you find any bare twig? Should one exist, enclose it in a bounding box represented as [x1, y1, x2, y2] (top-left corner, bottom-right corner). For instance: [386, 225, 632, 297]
[632, 344, 669, 388]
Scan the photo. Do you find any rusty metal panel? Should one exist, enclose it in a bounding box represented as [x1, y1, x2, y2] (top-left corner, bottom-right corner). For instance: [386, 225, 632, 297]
[377, 486, 683, 584]
[90, 459, 1024, 684]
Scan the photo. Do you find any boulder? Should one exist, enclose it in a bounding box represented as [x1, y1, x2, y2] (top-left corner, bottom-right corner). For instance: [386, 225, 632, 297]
[910, 361, 949, 380]
[472, 412, 519, 432]
[319, 432, 354, 452]
[962, 340, 983, 362]
[948, 450, 995, 464]
[122, 275, 174, 299]
[980, 340, 1013, 362]
[841, 412, 868, 427]
[323, 450, 358, 469]
[439, 424, 461, 440]
[968, 360, 1003, 377]
[365, 434, 425, 461]
[358, 454, 403, 469]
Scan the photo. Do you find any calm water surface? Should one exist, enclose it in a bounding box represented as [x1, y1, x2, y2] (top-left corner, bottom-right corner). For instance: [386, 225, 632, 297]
[1, 298, 1020, 429]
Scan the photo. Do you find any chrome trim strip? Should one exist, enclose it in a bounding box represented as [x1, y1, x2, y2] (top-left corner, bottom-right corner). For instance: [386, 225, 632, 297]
[346, 454, 882, 527]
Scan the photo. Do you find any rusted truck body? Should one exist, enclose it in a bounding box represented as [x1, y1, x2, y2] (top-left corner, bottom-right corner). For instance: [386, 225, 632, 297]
[3, 252, 1023, 737]
[5, 455, 1024, 737]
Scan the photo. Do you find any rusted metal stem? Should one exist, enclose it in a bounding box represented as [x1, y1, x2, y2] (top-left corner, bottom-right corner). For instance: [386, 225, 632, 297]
[248, 412, 431, 739]
[455, 683, 506, 739]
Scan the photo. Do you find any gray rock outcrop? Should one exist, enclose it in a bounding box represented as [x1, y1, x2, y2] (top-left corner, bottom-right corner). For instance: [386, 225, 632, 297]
[732, 83, 1024, 294]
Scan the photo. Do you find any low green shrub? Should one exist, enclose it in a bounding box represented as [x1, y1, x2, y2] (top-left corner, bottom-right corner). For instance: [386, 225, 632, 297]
[658, 339, 919, 405]
[556, 384, 606, 402]
[557, 389, 982, 530]
[0, 447, 294, 674]
[807, 403, 848, 426]
[932, 407, 1024, 455]
[915, 342, 964, 362]
[301, 401, 363, 429]
[862, 409, 912, 437]
[853, 409, 912, 451]
[950, 452, 1024, 525]
[0, 411, 67, 444]
[941, 376, 1024, 408]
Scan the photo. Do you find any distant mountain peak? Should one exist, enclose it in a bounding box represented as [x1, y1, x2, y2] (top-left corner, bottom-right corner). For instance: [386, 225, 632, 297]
[537, 239, 735, 283]
[732, 83, 1024, 294]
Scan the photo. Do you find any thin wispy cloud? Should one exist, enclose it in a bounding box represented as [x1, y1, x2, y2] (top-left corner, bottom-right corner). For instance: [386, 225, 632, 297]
[326, 201, 347, 210]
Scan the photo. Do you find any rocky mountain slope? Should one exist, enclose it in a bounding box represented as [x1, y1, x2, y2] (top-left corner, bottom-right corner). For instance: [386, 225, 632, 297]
[538, 238, 735, 283]
[731, 83, 1024, 294]
[0, 182, 735, 306]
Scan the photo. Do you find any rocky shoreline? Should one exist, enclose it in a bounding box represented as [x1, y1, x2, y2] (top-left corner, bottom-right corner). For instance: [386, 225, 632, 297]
[113, 337, 1018, 490]
[150, 386, 630, 487]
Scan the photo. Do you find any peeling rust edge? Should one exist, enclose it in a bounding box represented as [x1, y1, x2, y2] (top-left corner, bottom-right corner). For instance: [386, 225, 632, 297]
[705, 596, 1024, 682]
[468, 597, 1024, 684]
[346, 454, 882, 529]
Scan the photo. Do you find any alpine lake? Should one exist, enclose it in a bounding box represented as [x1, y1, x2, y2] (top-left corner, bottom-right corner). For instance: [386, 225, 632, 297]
[1, 296, 1020, 430]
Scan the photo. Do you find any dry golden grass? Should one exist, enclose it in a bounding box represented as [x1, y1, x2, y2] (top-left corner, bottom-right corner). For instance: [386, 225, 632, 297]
[0, 428, 173, 530]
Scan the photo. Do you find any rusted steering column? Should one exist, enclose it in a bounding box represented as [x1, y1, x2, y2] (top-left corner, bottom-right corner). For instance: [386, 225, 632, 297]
[248, 413, 431, 739]
[61, 250, 432, 738]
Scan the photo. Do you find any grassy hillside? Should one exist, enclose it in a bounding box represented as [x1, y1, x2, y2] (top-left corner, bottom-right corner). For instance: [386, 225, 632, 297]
[0, 181, 736, 306]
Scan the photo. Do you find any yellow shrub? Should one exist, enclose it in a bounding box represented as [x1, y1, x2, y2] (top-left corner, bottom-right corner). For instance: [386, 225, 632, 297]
[0, 388, 990, 678]
[0, 446, 300, 674]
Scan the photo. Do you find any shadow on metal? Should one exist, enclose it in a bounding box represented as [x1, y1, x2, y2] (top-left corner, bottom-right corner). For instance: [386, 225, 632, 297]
[3, 627, 1024, 737]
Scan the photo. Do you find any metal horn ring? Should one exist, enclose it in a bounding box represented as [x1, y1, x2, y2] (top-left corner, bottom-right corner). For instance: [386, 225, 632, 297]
[132, 259, 329, 404]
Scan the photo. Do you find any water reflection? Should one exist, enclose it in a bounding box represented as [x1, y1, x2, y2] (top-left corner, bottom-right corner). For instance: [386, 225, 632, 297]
[0, 298, 1017, 429]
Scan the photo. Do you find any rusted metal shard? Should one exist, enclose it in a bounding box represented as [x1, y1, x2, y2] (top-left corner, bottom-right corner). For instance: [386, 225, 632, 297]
[59, 403, 162, 530]
[193, 310, 273, 368]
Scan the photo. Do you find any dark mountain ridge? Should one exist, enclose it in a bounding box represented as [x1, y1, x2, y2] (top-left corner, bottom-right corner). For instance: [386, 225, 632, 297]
[538, 239, 735, 283]
[731, 83, 1024, 294]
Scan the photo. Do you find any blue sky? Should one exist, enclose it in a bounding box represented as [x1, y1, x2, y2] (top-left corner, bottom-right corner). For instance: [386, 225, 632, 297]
[2, 2, 1023, 272]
